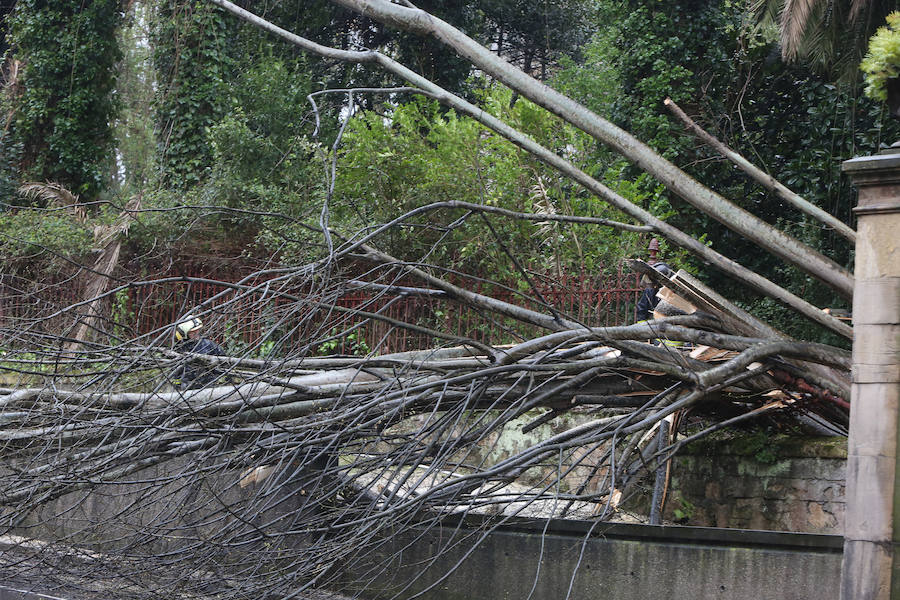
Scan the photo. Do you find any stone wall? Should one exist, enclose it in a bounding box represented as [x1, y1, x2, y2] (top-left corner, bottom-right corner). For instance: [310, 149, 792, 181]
[398, 412, 848, 532]
[4, 428, 848, 599]
[663, 434, 847, 533]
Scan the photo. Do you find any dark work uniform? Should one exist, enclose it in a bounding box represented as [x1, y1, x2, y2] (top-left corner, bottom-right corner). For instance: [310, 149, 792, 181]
[174, 337, 225, 390]
[635, 262, 673, 322]
[636, 287, 660, 322]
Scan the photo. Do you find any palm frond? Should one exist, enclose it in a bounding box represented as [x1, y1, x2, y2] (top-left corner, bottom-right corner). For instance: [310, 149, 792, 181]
[766, 0, 896, 81]
[780, 0, 822, 60]
[18, 181, 88, 224]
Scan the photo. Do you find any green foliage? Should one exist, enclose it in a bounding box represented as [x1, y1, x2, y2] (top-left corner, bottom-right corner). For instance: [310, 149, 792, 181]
[113, 1, 159, 195]
[553, 22, 621, 124]
[555, 0, 900, 340]
[222, 318, 279, 359]
[861, 11, 900, 102]
[0, 143, 20, 207]
[0, 1, 13, 58]
[6, 0, 121, 199]
[0, 350, 54, 387]
[672, 496, 696, 522]
[126, 53, 328, 264]
[204, 56, 327, 262]
[0, 209, 92, 272]
[551, 0, 735, 272]
[599, 0, 735, 159]
[728, 429, 779, 464]
[335, 89, 642, 282]
[336, 94, 523, 274]
[0, 121, 21, 208]
[472, 0, 597, 77]
[0, 57, 20, 204]
[109, 288, 136, 343]
[4, 0, 894, 354]
[206, 56, 317, 188]
[718, 71, 896, 344]
[317, 329, 370, 357]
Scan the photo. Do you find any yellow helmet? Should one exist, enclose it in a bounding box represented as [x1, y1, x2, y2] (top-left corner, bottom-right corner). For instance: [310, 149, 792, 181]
[175, 315, 203, 342]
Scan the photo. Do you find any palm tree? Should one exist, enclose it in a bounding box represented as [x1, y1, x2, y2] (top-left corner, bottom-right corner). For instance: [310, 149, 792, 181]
[754, 0, 897, 79]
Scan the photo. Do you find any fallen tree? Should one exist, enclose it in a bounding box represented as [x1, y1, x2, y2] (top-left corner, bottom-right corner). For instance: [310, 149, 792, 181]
[0, 235, 851, 598]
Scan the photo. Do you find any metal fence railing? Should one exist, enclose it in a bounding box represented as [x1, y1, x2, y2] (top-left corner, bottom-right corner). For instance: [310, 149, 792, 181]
[0, 268, 643, 356]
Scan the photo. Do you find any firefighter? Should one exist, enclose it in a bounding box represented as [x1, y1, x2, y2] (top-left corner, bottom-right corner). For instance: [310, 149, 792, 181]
[172, 315, 224, 390]
[636, 261, 675, 322]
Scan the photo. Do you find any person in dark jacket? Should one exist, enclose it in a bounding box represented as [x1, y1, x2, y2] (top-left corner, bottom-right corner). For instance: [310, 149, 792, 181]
[635, 261, 675, 322]
[172, 315, 224, 390]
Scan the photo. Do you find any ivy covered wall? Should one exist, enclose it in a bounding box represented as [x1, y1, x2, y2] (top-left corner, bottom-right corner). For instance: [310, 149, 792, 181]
[152, 0, 231, 189]
[6, 0, 121, 200]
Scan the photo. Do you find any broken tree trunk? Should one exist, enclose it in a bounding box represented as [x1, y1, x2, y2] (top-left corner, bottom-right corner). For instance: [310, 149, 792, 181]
[67, 196, 141, 350]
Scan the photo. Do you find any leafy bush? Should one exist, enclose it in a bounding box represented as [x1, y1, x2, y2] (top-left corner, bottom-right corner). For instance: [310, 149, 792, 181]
[204, 56, 327, 263]
[335, 87, 649, 283]
[861, 11, 900, 102]
[0, 210, 93, 272]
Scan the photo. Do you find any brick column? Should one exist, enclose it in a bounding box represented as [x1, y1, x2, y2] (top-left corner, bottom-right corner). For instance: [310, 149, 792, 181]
[840, 147, 900, 600]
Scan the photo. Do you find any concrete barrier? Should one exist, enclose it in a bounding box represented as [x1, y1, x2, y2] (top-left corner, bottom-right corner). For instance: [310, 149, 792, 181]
[346, 515, 843, 600]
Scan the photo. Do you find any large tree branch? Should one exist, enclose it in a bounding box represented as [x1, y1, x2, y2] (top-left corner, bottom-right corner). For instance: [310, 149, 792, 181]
[325, 0, 854, 300]
[207, 0, 852, 340]
[663, 98, 856, 242]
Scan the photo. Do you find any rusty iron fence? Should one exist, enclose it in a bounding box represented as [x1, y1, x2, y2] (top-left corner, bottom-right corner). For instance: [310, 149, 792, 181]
[0, 268, 643, 356]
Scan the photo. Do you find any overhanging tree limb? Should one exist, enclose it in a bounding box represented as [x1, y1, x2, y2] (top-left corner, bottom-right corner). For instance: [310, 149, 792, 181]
[326, 0, 854, 301]
[663, 97, 856, 243]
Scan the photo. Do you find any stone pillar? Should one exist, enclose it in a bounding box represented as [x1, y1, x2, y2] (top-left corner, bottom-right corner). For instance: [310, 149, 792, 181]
[840, 147, 900, 600]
